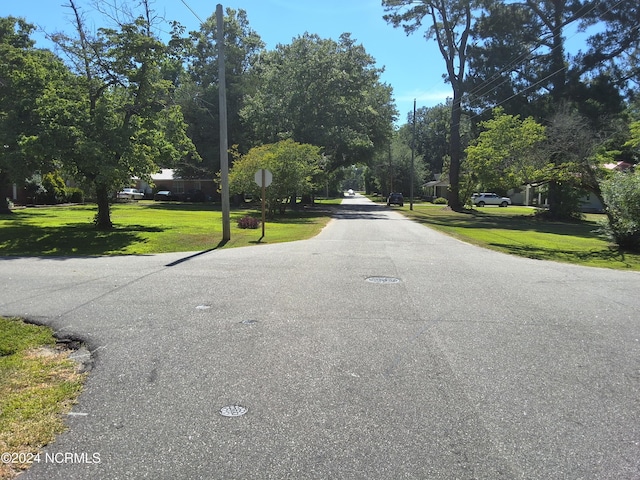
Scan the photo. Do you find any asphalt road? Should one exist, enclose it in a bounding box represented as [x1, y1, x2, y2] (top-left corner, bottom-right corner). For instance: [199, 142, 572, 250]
[2, 195, 639, 479]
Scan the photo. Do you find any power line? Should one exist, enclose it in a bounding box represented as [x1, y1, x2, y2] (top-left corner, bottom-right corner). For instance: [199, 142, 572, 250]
[180, 0, 206, 25]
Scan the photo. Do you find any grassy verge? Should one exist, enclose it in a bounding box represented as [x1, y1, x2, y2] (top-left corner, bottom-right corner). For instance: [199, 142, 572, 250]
[0, 200, 338, 256]
[0, 317, 86, 479]
[396, 202, 640, 270]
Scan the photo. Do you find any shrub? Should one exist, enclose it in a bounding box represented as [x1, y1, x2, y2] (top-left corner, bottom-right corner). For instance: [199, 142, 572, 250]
[41, 172, 67, 204]
[65, 188, 85, 203]
[433, 197, 448, 205]
[237, 216, 261, 229]
[599, 171, 640, 250]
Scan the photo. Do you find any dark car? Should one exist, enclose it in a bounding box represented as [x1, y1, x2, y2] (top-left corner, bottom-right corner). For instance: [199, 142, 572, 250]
[387, 192, 404, 207]
[154, 190, 177, 201]
[179, 189, 206, 202]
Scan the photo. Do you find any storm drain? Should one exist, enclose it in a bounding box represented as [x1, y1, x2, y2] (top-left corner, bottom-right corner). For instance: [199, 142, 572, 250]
[220, 405, 247, 417]
[366, 276, 401, 284]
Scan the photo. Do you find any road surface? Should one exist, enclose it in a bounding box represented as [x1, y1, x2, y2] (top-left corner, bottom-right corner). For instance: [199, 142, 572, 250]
[1, 195, 639, 479]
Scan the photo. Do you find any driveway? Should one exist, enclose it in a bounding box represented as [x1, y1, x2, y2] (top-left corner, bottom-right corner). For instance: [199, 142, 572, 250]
[2, 195, 639, 479]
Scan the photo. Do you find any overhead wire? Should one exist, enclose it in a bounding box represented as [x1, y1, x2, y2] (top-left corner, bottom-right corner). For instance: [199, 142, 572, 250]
[465, 0, 628, 113]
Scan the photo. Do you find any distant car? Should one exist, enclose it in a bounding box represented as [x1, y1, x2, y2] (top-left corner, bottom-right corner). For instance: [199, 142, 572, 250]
[154, 190, 177, 201]
[179, 189, 206, 202]
[387, 192, 404, 206]
[117, 188, 144, 200]
[472, 192, 511, 207]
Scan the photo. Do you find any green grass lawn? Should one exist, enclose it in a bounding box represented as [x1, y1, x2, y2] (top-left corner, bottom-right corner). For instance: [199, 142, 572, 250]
[0, 200, 338, 256]
[397, 203, 640, 270]
[0, 317, 85, 480]
[2, 198, 639, 270]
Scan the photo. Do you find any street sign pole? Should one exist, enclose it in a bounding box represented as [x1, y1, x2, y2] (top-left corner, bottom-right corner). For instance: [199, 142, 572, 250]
[254, 169, 272, 241]
[261, 168, 266, 239]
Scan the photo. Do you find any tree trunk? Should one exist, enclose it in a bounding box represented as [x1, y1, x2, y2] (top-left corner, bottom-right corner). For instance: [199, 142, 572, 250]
[0, 173, 11, 214]
[448, 88, 463, 211]
[95, 184, 113, 229]
[545, 0, 568, 218]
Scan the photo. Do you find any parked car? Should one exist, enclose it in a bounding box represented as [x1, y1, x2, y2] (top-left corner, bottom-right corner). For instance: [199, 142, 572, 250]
[178, 189, 206, 202]
[117, 188, 144, 200]
[472, 192, 511, 207]
[153, 190, 177, 201]
[387, 192, 404, 206]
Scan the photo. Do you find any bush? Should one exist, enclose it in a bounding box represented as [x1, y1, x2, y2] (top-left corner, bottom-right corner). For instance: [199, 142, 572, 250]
[433, 197, 448, 205]
[599, 171, 640, 250]
[237, 216, 261, 229]
[41, 172, 67, 204]
[65, 188, 85, 203]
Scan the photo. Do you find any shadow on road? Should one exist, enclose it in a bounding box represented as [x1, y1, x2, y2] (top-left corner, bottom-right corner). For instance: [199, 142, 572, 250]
[332, 201, 395, 221]
[164, 239, 229, 266]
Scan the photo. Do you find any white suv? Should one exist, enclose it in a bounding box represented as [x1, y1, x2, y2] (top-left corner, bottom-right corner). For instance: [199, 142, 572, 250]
[472, 192, 511, 207]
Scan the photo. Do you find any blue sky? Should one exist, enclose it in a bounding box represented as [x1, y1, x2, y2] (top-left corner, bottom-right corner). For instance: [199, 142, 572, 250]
[1, 0, 449, 123]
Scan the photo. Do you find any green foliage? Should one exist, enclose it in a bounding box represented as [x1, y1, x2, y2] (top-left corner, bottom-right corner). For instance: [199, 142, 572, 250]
[176, 8, 264, 176]
[65, 188, 84, 203]
[229, 140, 322, 216]
[40, 172, 67, 204]
[465, 107, 546, 192]
[0, 17, 76, 212]
[369, 127, 427, 196]
[433, 197, 448, 204]
[47, 3, 200, 229]
[599, 171, 640, 250]
[240, 33, 396, 168]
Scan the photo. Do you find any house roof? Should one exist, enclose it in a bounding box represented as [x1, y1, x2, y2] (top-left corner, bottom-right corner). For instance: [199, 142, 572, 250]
[604, 161, 632, 171]
[423, 179, 449, 187]
[151, 169, 177, 181]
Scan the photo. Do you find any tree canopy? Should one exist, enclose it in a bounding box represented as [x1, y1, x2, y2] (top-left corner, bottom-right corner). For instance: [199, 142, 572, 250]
[228, 140, 322, 216]
[465, 108, 546, 192]
[240, 33, 396, 169]
[49, 0, 199, 228]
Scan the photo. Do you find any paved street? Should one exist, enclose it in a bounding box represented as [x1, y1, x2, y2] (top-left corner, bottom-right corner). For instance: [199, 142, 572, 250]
[2, 195, 639, 479]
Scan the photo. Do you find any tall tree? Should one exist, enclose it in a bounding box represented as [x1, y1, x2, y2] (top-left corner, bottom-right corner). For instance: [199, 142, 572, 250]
[50, 0, 198, 228]
[465, 107, 546, 193]
[176, 8, 264, 178]
[241, 33, 396, 169]
[0, 17, 74, 213]
[368, 127, 428, 197]
[466, 1, 639, 217]
[383, 0, 476, 211]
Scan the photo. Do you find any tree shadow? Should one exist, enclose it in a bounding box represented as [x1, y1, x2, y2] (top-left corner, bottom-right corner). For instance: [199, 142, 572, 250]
[330, 202, 391, 221]
[488, 242, 633, 267]
[0, 223, 165, 257]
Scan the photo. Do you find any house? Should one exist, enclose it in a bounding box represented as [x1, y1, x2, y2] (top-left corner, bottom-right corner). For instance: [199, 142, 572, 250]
[422, 174, 449, 201]
[136, 169, 218, 201]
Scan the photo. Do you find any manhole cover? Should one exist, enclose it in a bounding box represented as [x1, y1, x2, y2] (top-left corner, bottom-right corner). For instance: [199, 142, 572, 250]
[241, 319, 258, 325]
[366, 276, 401, 284]
[220, 405, 247, 417]
[195, 305, 211, 310]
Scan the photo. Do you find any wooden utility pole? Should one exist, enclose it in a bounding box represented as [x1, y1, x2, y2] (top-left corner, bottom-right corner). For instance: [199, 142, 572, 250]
[217, 4, 230, 242]
[410, 98, 416, 211]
